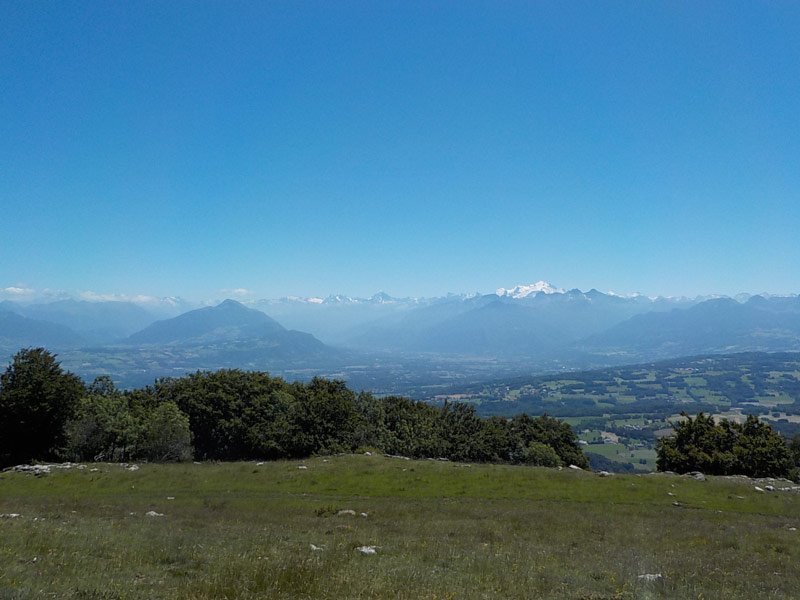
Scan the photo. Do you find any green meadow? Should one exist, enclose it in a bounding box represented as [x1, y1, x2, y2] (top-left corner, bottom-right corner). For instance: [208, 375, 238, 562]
[1, 455, 799, 599]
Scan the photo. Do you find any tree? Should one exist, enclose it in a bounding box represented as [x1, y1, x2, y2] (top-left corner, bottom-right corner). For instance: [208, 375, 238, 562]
[510, 414, 589, 468]
[138, 402, 192, 462]
[64, 390, 140, 461]
[0, 348, 84, 466]
[522, 441, 562, 467]
[656, 412, 795, 479]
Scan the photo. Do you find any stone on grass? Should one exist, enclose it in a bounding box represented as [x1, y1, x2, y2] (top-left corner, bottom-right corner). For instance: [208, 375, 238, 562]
[145, 511, 164, 517]
[360, 512, 368, 518]
[337, 509, 356, 517]
[13, 464, 50, 475]
[310, 544, 324, 551]
[638, 573, 663, 582]
[597, 471, 612, 477]
[126, 465, 140, 471]
[754, 486, 765, 493]
[298, 465, 308, 470]
[356, 546, 377, 555]
[0, 513, 21, 519]
[568, 464, 582, 470]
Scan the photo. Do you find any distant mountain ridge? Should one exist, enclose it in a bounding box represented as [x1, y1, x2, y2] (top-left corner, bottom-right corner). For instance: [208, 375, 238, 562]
[4, 283, 800, 380]
[0, 307, 85, 349]
[17, 299, 157, 343]
[583, 295, 800, 358]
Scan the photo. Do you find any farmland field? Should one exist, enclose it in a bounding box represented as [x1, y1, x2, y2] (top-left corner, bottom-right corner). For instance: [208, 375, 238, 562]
[442, 352, 800, 472]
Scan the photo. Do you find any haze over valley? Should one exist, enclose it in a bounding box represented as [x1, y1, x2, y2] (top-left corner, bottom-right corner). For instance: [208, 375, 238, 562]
[2, 280, 799, 394]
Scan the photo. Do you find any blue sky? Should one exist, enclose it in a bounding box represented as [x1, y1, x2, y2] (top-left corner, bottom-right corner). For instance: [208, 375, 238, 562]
[2, 1, 799, 301]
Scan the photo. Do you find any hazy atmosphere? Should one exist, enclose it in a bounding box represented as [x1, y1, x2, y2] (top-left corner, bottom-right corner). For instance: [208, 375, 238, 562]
[3, 2, 800, 301]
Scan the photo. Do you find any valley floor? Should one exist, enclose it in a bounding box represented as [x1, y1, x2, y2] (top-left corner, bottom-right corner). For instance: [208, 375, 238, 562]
[1, 456, 798, 599]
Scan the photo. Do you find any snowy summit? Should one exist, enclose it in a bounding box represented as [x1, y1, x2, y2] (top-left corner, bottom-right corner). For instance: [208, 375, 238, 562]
[496, 281, 565, 299]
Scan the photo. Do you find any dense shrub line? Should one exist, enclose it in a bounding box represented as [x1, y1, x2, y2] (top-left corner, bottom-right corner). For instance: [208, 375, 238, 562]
[0, 348, 588, 469]
[656, 412, 800, 479]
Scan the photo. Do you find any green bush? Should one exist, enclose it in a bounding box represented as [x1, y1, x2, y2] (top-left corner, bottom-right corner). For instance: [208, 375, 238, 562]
[656, 413, 795, 479]
[522, 442, 562, 467]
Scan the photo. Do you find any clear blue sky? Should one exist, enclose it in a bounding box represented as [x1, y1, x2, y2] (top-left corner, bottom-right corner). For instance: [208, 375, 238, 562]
[2, 1, 799, 301]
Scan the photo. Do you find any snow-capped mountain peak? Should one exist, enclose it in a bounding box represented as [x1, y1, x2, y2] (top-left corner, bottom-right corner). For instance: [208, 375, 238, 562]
[496, 281, 564, 299]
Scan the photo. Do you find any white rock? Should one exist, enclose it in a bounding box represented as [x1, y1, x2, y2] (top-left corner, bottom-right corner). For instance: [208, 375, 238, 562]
[765, 485, 775, 492]
[256, 462, 265, 466]
[356, 546, 377, 555]
[166, 497, 175, 500]
[568, 465, 581, 470]
[754, 486, 765, 493]
[298, 466, 308, 470]
[360, 512, 368, 518]
[0, 513, 21, 519]
[364, 451, 372, 456]
[310, 544, 324, 551]
[145, 511, 164, 517]
[13, 464, 50, 475]
[90, 468, 99, 472]
[597, 471, 612, 477]
[126, 465, 140, 471]
[638, 573, 663, 582]
[337, 509, 356, 517]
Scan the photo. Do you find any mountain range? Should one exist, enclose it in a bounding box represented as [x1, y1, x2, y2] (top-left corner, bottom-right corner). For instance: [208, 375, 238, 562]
[2, 283, 800, 386]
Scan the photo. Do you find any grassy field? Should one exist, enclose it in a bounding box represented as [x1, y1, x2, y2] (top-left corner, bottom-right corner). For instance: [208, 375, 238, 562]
[1, 456, 799, 599]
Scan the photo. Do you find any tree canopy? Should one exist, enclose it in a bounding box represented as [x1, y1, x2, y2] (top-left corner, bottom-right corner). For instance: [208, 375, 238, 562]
[656, 412, 797, 479]
[0, 348, 85, 466]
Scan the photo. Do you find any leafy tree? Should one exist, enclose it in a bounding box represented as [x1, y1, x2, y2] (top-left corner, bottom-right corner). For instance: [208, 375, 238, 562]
[156, 369, 288, 460]
[380, 395, 445, 458]
[522, 441, 562, 467]
[437, 402, 485, 461]
[286, 378, 359, 456]
[472, 416, 515, 462]
[64, 388, 140, 461]
[510, 414, 589, 468]
[0, 348, 84, 466]
[65, 377, 192, 463]
[657, 412, 795, 478]
[138, 401, 192, 462]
